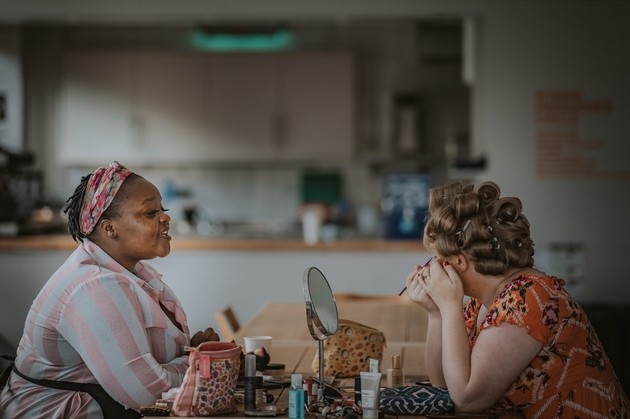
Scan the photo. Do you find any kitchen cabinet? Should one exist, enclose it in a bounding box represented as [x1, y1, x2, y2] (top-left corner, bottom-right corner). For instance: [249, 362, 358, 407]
[59, 51, 138, 164]
[135, 52, 214, 162]
[59, 50, 220, 165]
[58, 50, 354, 165]
[208, 51, 355, 161]
[279, 51, 354, 160]
[207, 54, 279, 160]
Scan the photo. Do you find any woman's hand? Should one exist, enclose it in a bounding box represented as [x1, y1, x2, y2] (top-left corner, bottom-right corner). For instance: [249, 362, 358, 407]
[190, 327, 221, 347]
[405, 263, 439, 313]
[421, 259, 464, 310]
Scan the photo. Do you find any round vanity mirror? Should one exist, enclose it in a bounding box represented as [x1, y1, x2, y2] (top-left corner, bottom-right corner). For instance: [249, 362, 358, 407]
[303, 267, 339, 339]
[303, 267, 339, 402]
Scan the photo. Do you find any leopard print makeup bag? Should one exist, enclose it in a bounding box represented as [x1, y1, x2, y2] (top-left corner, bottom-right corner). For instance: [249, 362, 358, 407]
[312, 319, 386, 378]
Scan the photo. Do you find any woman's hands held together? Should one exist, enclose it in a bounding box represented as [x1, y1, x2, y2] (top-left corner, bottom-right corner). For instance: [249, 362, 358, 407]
[405, 262, 439, 313]
[190, 327, 221, 347]
[405, 258, 464, 312]
[422, 259, 464, 310]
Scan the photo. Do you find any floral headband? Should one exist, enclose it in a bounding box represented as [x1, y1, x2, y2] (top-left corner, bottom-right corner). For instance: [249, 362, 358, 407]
[79, 161, 132, 235]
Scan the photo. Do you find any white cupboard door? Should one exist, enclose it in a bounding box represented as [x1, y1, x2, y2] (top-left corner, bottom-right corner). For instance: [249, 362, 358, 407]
[59, 50, 355, 165]
[136, 52, 212, 163]
[279, 51, 355, 161]
[59, 51, 140, 165]
[208, 54, 278, 160]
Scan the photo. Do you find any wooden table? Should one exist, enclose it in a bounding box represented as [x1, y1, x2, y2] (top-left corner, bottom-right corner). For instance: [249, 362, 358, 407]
[144, 301, 522, 418]
[233, 299, 429, 381]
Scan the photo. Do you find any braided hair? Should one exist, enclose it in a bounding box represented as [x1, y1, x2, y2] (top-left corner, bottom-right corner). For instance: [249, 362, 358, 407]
[64, 173, 91, 243]
[422, 181, 534, 275]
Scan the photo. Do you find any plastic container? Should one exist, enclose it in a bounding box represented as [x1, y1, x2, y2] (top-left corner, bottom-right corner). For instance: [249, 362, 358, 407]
[288, 373, 305, 419]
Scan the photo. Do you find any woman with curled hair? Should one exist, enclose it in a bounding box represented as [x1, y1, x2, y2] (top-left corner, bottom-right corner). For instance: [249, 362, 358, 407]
[0, 162, 219, 419]
[404, 181, 628, 417]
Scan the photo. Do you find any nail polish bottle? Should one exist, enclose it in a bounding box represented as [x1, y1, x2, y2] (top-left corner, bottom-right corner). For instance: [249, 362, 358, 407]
[386, 354, 404, 388]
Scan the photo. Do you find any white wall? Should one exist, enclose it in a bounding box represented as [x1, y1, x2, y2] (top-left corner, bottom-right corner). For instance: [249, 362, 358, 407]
[468, 3, 630, 301]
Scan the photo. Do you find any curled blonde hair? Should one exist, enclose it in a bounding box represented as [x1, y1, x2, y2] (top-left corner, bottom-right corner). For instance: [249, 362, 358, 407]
[422, 181, 534, 275]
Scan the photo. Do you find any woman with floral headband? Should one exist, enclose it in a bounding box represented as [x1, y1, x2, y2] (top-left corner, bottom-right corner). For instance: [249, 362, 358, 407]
[404, 181, 628, 417]
[0, 161, 220, 419]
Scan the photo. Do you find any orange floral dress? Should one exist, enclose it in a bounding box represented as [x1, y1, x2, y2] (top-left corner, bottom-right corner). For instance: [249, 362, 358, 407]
[464, 274, 629, 418]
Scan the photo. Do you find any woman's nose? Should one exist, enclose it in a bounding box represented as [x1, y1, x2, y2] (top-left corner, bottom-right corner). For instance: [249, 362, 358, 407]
[161, 211, 171, 222]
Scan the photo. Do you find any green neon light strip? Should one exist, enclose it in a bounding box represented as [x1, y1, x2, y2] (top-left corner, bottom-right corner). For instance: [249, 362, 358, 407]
[189, 29, 295, 51]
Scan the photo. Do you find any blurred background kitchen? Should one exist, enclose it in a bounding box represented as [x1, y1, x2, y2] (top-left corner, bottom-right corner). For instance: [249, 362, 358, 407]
[1, 0, 629, 389]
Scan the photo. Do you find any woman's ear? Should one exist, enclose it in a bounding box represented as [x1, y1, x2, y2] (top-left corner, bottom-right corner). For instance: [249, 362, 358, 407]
[98, 219, 118, 238]
[452, 253, 470, 272]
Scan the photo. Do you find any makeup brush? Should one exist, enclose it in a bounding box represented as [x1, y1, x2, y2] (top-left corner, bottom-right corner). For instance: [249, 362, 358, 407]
[398, 257, 433, 296]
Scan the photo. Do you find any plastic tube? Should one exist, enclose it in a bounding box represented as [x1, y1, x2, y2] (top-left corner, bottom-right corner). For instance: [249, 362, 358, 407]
[360, 372, 382, 419]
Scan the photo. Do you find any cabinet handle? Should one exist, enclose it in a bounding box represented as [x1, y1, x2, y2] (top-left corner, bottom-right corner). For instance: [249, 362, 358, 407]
[272, 114, 290, 150]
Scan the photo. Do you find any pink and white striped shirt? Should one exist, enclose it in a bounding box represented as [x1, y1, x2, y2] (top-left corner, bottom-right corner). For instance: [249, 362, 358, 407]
[0, 239, 190, 419]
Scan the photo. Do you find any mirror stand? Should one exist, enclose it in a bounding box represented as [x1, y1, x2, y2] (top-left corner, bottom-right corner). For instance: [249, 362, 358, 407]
[317, 339, 325, 401]
[305, 301, 329, 403]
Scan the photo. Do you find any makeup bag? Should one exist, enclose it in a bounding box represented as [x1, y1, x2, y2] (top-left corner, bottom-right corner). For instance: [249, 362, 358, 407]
[172, 341, 242, 417]
[312, 319, 386, 378]
[379, 384, 454, 416]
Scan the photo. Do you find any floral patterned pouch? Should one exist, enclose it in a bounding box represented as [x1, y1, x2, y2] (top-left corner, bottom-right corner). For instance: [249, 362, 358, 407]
[172, 341, 241, 416]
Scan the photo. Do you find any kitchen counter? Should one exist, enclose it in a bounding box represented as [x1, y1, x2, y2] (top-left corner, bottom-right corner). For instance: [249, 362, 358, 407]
[0, 234, 426, 252]
[1, 233, 430, 352]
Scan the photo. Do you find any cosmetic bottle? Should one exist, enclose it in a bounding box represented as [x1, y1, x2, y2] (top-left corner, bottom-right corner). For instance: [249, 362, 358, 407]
[386, 354, 404, 388]
[354, 376, 362, 405]
[244, 353, 257, 411]
[360, 371, 382, 419]
[288, 373, 305, 419]
[310, 382, 318, 405]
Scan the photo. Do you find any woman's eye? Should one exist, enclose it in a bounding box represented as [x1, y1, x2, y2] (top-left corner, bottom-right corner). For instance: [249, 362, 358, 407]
[148, 207, 168, 217]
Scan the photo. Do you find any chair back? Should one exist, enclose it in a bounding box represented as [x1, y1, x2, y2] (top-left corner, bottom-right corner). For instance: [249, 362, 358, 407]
[215, 306, 241, 342]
